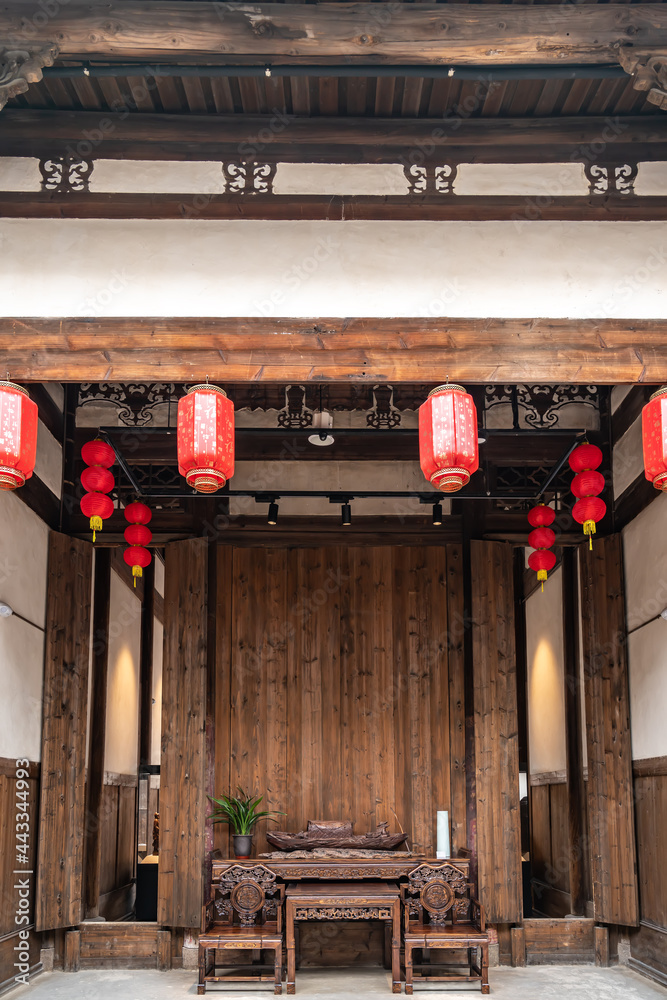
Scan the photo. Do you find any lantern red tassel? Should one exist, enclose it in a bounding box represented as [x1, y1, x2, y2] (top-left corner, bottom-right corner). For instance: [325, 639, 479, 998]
[124, 501, 152, 586]
[0, 381, 38, 490]
[568, 443, 606, 549]
[177, 384, 235, 493]
[80, 439, 115, 541]
[527, 503, 557, 590]
[419, 384, 479, 493]
[642, 386, 667, 491]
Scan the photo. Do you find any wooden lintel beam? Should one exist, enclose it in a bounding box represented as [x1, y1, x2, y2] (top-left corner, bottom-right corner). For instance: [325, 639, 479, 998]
[1, 4, 667, 65]
[2, 110, 666, 163]
[2, 192, 667, 223]
[2, 317, 667, 383]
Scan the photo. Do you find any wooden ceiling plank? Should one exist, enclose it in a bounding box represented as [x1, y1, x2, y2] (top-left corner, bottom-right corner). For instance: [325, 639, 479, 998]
[318, 76, 340, 117]
[182, 75, 209, 114]
[2, 3, 667, 65]
[209, 77, 235, 114]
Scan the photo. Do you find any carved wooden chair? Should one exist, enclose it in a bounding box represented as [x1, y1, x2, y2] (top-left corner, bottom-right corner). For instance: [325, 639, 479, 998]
[198, 863, 285, 995]
[401, 862, 489, 994]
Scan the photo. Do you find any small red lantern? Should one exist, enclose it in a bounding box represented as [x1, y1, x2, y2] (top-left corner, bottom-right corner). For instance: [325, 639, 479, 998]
[80, 439, 115, 541]
[177, 384, 235, 493]
[0, 381, 38, 490]
[568, 442, 606, 548]
[419, 384, 479, 493]
[527, 503, 557, 590]
[124, 501, 152, 586]
[642, 385, 667, 491]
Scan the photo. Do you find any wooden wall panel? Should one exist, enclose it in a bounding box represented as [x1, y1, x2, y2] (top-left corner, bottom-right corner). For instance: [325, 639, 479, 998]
[158, 537, 208, 929]
[630, 760, 667, 982]
[446, 545, 466, 856]
[579, 534, 639, 927]
[36, 531, 93, 931]
[0, 760, 40, 989]
[471, 540, 522, 924]
[219, 545, 463, 858]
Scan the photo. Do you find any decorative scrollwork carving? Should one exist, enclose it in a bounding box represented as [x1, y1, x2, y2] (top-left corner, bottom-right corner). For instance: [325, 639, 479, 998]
[454, 898, 471, 920]
[618, 49, 667, 111]
[277, 384, 313, 428]
[420, 879, 455, 919]
[293, 906, 393, 920]
[219, 864, 277, 893]
[0, 43, 58, 111]
[484, 383, 600, 429]
[407, 863, 468, 894]
[223, 160, 277, 195]
[584, 162, 637, 196]
[403, 162, 458, 196]
[366, 385, 401, 429]
[231, 880, 265, 925]
[78, 382, 185, 426]
[39, 155, 93, 194]
[214, 898, 233, 919]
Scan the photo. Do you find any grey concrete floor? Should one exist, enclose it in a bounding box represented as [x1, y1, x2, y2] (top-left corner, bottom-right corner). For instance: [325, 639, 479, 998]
[11, 966, 666, 1000]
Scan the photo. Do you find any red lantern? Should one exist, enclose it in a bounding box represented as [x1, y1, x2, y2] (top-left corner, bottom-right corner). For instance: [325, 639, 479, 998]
[177, 384, 235, 493]
[80, 492, 114, 541]
[568, 442, 605, 548]
[419, 384, 479, 493]
[124, 501, 152, 586]
[0, 381, 38, 490]
[80, 439, 115, 541]
[642, 385, 667, 491]
[80, 466, 114, 494]
[527, 503, 557, 590]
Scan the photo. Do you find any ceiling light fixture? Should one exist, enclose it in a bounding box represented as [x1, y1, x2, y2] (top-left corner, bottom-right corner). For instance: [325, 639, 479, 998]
[267, 500, 279, 525]
[341, 502, 352, 526]
[0, 602, 13, 618]
[308, 410, 334, 447]
[432, 502, 443, 526]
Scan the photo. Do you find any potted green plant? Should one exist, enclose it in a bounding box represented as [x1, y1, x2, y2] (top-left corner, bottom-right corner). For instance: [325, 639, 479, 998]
[209, 788, 285, 859]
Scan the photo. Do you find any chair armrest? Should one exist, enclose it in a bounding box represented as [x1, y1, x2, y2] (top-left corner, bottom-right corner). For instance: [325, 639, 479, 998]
[470, 897, 485, 933]
[202, 897, 216, 933]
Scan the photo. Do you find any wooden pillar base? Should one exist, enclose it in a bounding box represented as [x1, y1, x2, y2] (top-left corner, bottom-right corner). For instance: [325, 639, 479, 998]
[64, 929, 80, 972]
[595, 925, 610, 967]
[510, 925, 526, 967]
[157, 930, 172, 970]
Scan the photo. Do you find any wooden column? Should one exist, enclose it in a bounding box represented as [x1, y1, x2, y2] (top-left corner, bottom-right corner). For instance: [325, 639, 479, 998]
[83, 549, 111, 918]
[446, 544, 467, 856]
[562, 548, 587, 916]
[158, 537, 208, 929]
[36, 532, 93, 931]
[471, 540, 523, 924]
[138, 559, 155, 772]
[579, 534, 639, 926]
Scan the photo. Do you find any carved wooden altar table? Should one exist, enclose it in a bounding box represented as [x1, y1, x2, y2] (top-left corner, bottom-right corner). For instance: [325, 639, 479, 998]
[285, 881, 402, 995]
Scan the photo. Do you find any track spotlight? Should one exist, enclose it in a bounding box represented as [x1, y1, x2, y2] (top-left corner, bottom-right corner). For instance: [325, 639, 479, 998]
[341, 502, 352, 526]
[432, 502, 443, 526]
[267, 501, 279, 525]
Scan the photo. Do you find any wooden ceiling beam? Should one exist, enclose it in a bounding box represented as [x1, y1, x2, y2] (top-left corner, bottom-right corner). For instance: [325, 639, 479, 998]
[2, 110, 666, 163]
[2, 317, 667, 383]
[2, 3, 667, 65]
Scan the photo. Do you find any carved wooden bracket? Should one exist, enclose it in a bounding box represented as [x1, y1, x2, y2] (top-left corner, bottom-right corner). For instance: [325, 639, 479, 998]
[618, 49, 667, 111]
[0, 43, 59, 111]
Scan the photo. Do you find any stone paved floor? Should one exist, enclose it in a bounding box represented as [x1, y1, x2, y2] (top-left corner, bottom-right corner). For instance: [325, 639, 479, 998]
[11, 965, 667, 1000]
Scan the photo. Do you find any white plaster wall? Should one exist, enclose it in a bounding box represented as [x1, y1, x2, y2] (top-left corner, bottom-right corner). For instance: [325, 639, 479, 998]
[34, 421, 62, 498]
[613, 415, 644, 499]
[623, 491, 667, 760]
[1, 219, 667, 318]
[151, 617, 163, 767]
[526, 564, 567, 776]
[154, 556, 164, 598]
[455, 162, 586, 197]
[635, 161, 667, 196]
[0, 489, 49, 760]
[92, 159, 225, 194]
[104, 569, 141, 775]
[611, 385, 633, 413]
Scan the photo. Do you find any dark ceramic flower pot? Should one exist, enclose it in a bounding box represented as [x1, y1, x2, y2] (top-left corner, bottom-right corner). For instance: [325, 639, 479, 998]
[233, 834, 253, 859]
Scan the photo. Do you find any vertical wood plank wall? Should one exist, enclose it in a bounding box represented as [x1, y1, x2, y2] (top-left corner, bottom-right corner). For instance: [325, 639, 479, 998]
[36, 532, 93, 932]
[579, 534, 639, 927]
[158, 538, 208, 929]
[471, 540, 523, 925]
[215, 545, 466, 857]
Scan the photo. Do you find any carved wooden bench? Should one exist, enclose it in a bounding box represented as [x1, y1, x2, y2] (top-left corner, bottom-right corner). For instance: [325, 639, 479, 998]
[402, 862, 489, 994]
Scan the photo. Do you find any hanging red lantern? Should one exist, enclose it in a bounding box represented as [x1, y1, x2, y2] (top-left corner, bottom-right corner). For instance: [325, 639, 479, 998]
[568, 442, 606, 548]
[177, 384, 235, 493]
[419, 384, 479, 493]
[80, 438, 115, 541]
[527, 503, 557, 590]
[124, 501, 152, 586]
[0, 381, 38, 490]
[642, 385, 667, 491]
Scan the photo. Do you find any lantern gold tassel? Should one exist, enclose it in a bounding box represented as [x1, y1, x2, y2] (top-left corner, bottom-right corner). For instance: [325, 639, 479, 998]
[583, 519, 597, 549]
[132, 565, 143, 588]
[89, 515, 103, 542]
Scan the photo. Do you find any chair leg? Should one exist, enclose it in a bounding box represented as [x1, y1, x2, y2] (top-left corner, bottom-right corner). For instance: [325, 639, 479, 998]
[274, 943, 283, 995]
[481, 941, 490, 994]
[405, 943, 413, 996]
[197, 945, 207, 995]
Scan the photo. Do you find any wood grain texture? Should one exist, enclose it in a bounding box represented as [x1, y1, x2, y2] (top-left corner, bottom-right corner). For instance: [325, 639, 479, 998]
[216, 545, 464, 857]
[36, 531, 93, 932]
[158, 537, 208, 929]
[4, 110, 666, 163]
[3, 318, 667, 384]
[471, 540, 522, 924]
[579, 533, 639, 927]
[1, 3, 666, 64]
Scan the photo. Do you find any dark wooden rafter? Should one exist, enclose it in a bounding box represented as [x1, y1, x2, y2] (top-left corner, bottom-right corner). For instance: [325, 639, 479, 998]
[2, 111, 666, 163]
[1, 4, 667, 65]
[3, 317, 667, 383]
